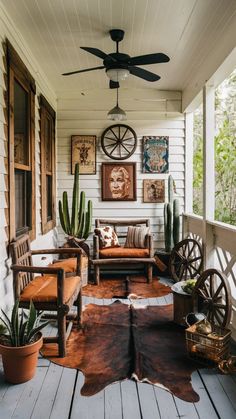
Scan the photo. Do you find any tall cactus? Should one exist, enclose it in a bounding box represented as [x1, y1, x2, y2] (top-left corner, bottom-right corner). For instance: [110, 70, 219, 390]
[164, 175, 180, 252]
[164, 202, 173, 252]
[168, 174, 174, 205]
[59, 163, 93, 240]
[173, 198, 180, 246]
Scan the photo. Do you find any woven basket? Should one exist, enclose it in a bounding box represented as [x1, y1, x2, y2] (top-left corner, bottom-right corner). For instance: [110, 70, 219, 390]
[185, 320, 231, 365]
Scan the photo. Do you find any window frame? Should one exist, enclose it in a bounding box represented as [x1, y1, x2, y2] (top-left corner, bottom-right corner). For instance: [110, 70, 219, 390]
[7, 40, 36, 241]
[39, 95, 56, 234]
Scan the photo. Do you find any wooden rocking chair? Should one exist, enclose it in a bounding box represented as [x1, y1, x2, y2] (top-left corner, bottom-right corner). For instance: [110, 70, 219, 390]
[10, 234, 83, 357]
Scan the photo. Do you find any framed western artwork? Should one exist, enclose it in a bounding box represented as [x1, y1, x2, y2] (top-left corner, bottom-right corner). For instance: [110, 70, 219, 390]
[101, 162, 137, 201]
[71, 135, 96, 174]
[143, 179, 165, 203]
[142, 136, 169, 173]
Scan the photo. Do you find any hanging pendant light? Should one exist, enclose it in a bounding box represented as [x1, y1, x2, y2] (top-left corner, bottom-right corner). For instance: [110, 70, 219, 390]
[107, 88, 127, 121]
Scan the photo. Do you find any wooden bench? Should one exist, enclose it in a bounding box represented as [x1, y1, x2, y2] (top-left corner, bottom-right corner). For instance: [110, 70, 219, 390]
[10, 234, 83, 357]
[92, 219, 155, 285]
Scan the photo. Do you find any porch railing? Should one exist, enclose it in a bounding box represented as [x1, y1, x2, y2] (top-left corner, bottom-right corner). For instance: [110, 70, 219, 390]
[183, 213, 236, 338]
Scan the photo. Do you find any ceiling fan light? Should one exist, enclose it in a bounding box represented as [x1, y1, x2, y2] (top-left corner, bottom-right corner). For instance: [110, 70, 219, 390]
[107, 105, 127, 121]
[106, 68, 129, 82]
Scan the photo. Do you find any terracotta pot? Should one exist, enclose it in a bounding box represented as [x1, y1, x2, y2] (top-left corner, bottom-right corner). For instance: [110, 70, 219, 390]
[0, 333, 43, 384]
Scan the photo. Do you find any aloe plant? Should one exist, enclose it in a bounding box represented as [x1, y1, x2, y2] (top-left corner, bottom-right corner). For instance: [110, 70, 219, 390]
[164, 175, 180, 252]
[0, 300, 49, 347]
[59, 163, 93, 240]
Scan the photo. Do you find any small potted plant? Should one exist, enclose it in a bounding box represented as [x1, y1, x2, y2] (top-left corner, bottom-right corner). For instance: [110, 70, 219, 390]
[0, 300, 49, 384]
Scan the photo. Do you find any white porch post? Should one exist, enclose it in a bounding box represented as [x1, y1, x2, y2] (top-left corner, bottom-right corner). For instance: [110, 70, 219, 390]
[203, 85, 215, 268]
[184, 112, 193, 239]
[185, 113, 193, 214]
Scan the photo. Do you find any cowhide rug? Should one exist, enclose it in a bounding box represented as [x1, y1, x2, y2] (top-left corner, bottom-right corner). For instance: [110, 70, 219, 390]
[41, 302, 201, 402]
[83, 275, 171, 299]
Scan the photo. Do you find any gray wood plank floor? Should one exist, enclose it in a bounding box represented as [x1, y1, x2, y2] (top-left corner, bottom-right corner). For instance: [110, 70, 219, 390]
[0, 283, 235, 419]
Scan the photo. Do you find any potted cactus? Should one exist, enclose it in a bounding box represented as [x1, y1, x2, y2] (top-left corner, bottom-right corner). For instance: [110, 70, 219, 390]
[58, 162, 93, 257]
[0, 300, 49, 384]
[155, 175, 181, 276]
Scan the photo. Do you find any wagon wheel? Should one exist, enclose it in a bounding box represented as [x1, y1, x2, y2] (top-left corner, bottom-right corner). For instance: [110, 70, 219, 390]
[192, 268, 232, 328]
[101, 124, 137, 160]
[169, 238, 203, 282]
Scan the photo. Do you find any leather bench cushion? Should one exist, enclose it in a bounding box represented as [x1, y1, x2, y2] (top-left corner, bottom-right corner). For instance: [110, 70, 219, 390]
[48, 256, 88, 273]
[99, 247, 150, 258]
[48, 257, 77, 272]
[20, 275, 81, 303]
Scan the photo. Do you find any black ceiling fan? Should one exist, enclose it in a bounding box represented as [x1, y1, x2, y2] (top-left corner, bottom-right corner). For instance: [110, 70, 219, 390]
[62, 29, 170, 88]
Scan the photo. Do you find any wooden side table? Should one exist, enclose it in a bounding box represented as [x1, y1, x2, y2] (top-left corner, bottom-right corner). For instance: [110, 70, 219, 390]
[171, 282, 194, 326]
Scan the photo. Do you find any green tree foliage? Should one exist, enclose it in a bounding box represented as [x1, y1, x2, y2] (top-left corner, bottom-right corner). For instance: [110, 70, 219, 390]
[215, 118, 236, 224]
[193, 107, 203, 216]
[193, 70, 236, 226]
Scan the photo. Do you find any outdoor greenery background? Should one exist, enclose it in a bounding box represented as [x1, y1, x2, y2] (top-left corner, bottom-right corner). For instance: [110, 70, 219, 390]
[193, 70, 236, 226]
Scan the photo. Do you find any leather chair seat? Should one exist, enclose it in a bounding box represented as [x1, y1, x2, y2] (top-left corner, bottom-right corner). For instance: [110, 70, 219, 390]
[99, 247, 150, 259]
[20, 275, 81, 303]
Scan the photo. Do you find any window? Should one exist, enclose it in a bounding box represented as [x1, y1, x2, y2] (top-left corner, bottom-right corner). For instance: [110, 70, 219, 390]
[39, 95, 56, 234]
[7, 41, 36, 241]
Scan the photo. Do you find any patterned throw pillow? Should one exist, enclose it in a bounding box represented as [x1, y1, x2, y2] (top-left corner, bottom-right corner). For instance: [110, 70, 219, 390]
[94, 226, 120, 249]
[124, 226, 150, 249]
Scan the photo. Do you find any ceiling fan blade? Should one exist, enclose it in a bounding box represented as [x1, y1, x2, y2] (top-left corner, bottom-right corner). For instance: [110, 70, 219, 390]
[129, 53, 170, 66]
[129, 66, 160, 82]
[109, 80, 120, 89]
[80, 47, 109, 60]
[62, 66, 105, 76]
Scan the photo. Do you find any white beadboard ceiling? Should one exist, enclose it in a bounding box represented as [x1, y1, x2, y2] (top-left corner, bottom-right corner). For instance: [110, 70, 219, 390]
[1, 0, 236, 99]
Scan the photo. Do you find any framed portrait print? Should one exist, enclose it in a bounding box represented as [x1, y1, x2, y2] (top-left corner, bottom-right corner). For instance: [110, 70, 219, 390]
[143, 136, 169, 173]
[102, 163, 137, 201]
[71, 135, 96, 174]
[143, 179, 165, 203]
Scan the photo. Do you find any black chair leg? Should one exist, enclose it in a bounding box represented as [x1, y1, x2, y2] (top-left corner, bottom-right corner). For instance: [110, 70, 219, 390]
[147, 263, 153, 283]
[94, 265, 100, 285]
[77, 290, 82, 326]
[58, 311, 66, 357]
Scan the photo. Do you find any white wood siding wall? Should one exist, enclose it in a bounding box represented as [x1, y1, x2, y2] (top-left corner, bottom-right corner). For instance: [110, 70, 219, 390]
[57, 90, 184, 252]
[0, 12, 57, 311]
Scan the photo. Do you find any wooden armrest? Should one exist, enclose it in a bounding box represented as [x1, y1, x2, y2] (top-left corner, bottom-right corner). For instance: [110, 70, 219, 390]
[31, 248, 82, 277]
[95, 218, 150, 227]
[11, 264, 65, 275]
[31, 248, 82, 256]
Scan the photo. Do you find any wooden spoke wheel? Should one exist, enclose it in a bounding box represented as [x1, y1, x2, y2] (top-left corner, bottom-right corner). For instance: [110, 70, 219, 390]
[169, 238, 203, 282]
[192, 268, 232, 328]
[101, 124, 137, 160]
